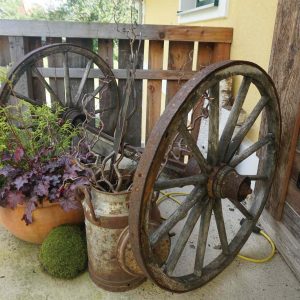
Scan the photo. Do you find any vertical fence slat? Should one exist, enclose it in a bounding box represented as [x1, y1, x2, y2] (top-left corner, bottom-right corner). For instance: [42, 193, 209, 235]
[98, 39, 113, 68]
[47, 37, 65, 105]
[212, 43, 231, 63]
[8, 36, 29, 103]
[118, 39, 144, 146]
[0, 36, 10, 67]
[197, 43, 213, 70]
[24, 37, 46, 104]
[190, 43, 214, 140]
[146, 40, 164, 140]
[98, 39, 116, 135]
[166, 41, 194, 104]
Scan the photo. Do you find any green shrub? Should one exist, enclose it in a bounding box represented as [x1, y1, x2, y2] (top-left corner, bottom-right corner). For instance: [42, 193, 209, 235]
[0, 101, 78, 169]
[39, 225, 87, 279]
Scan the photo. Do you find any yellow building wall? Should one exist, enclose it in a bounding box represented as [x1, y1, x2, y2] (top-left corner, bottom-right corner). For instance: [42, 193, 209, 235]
[144, 0, 278, 140]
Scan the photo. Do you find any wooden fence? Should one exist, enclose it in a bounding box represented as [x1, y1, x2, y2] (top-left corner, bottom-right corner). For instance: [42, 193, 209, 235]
[0, 20, 233, 146]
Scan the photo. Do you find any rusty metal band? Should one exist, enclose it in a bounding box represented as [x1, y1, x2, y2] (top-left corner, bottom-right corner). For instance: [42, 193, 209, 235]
[88, 263, 145, 292]
[84, 212, 129, 229]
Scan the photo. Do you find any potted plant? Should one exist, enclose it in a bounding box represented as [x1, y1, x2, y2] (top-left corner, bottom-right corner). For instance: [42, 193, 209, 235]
[0, 101, 89, 244]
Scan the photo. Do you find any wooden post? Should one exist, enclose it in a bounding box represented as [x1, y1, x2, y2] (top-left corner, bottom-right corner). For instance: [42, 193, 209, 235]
[264, 0, 300, 220]
[8, 36, 29, 99]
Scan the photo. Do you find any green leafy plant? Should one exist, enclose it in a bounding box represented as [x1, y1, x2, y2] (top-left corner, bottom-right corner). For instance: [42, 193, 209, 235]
[0, 101, 77, 166]
[39, 225, 87, 279]
[0, 66, 8, 85]
[0, 101, 89, 224]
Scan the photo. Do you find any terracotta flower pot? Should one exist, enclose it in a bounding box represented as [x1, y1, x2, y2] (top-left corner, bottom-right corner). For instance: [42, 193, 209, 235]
[0, 200, 84, 244]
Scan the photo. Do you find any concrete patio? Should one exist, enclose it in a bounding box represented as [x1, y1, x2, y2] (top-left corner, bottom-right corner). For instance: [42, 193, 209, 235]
[0, 207, 299, 300]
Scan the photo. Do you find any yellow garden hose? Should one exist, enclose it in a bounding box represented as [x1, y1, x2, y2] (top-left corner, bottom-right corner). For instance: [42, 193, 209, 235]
[237, 230, 276, 263]
[156, 191, 276, 264]
[156, 191, 188, 205]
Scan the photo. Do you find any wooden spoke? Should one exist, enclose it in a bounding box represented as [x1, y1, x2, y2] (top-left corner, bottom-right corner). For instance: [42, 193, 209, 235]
[12, 91, 40, 106]
[225, 96, 269, 161]
[90, 82, 107, 98]
[150, 187, 206, 246]
[81, 83, 109, 110]
[63, 52, 71, 107]
[213, 198, 229, 255]
[164, 200, 207, 275]
[229, 133, 274, 167]
[207, 84, 219, 166]
[248, 175, 268, 180]
[74, 58, 93, 106]
[228, 198, 253, 220]
[179, 123, 210, 173]
[31, 65, 63, 106]
[218, 77, 252, 163]
[194, 199, 213, 276]
[154, 174, 207, 191]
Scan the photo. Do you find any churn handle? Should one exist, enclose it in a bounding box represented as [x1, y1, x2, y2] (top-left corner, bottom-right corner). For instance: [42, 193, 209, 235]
[77, 186, 101, 225]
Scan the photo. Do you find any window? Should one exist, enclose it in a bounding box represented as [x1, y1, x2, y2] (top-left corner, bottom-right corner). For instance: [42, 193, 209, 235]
[196, 0, 219, 8]
[178, 0, 228, 24]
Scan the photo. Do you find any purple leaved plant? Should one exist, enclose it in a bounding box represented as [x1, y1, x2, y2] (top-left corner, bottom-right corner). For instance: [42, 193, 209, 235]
[0, 147, 89, 225]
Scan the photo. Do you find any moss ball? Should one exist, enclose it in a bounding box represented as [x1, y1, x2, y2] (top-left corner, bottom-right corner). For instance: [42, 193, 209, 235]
[39, 225, 87, 279]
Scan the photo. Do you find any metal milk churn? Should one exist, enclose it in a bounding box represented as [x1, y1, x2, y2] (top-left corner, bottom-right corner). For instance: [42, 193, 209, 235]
[79, 186, 146, 292]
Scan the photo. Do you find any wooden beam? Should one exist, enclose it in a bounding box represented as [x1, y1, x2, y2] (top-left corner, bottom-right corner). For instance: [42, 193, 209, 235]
[0, 20, 233, 43]
[32, 67, 199, 80]
[260, 209, 300, 282]
[264, 0, 300, 220]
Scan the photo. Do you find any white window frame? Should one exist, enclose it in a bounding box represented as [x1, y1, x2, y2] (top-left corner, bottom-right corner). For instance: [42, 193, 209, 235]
[178, 0, 229, 24]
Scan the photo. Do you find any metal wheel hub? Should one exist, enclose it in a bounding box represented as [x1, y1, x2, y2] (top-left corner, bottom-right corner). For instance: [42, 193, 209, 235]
[62, 108, 86, 126]
[207, 165, 252, 202]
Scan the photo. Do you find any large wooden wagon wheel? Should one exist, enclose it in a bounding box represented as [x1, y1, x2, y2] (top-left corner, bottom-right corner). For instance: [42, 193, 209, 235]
[0, 43, 119, 136]
[129, 61, 281, 292]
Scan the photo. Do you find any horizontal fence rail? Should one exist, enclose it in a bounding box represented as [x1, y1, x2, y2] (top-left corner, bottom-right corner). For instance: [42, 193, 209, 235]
[0, 20, 233, 42]
[0, 20, 233, 146]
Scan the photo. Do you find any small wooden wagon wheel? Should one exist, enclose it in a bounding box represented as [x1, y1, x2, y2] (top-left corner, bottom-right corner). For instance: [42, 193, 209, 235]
[0, 43, 119, 135]
[129, 61, 280, 292]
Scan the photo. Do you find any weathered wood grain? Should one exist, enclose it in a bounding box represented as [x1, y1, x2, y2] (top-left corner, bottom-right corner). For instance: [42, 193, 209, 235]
[190, 43, 213, 141]
[260, 209, 300, 282]
[8, 36, 29, 102]
[290, 151, 300, 182]
[24, 37, 46, 104]
[165, 200, 205, 275]
[65, 38, 94, 106]
[32, 67, 198, 80]
[146, 40, 163, 140]
[286, 180, 300, 215]
[0, 36, 10, 67]
[218, 77, 251, 162]
[166, 41, 194, 104]
[0, 20, 233, 43]
[150, 187, 206, 246]
[98, 39, 114, 68]
[211, 43, 231, 63]
[46, 37, 65, 104]
[118, 39, 144, 146]
[264, 0, 300, 219]
[197, 43, 213, 70]
[282, 202, 300, 241]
